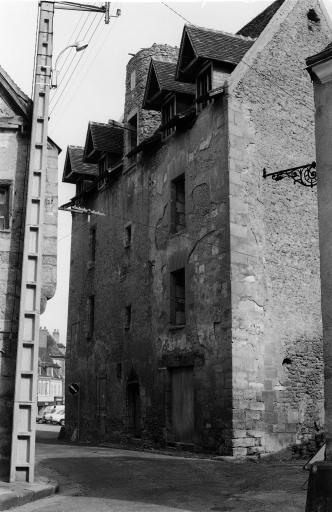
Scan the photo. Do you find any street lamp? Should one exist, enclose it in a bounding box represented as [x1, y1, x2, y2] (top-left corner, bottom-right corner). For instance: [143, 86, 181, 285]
[51, 41, 88, 88]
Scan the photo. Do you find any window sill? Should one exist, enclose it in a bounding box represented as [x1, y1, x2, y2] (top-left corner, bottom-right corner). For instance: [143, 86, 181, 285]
[169, 228, 186, 239]
[169, 324, 185, 331]
[0, 228, 11, 233]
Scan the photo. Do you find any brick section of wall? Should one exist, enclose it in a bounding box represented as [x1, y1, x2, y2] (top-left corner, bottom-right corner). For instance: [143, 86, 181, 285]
[228, 0, 330, 456]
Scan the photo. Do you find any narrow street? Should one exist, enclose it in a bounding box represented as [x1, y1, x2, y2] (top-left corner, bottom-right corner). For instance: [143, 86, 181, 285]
[9, 426, 308, 512]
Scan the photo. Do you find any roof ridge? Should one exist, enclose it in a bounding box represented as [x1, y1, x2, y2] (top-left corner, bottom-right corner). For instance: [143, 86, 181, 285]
[236, 0, 286, 38]
[186, 24, 256, 42]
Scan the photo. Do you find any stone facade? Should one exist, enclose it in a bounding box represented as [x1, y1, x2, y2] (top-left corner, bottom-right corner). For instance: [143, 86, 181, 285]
[65, 0, 332, 456]
[0, 68, 58, 478]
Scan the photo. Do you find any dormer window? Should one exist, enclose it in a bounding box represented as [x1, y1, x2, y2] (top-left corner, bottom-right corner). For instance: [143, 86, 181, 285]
[196, 64, 212, 113]
[99, 155, 108, 177]
[162, 95, 176, 139]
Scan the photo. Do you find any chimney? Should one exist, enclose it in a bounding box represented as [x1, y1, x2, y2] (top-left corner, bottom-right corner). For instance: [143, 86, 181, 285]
[39, 327, 48, 349]
[52, 329, 60, 344]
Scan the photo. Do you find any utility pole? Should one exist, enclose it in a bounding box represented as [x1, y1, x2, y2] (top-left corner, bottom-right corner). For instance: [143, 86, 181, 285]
[10, 0, 112, 484]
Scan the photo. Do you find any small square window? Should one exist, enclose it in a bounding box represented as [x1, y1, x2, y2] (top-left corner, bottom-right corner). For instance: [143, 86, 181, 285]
[124, 223, 132, 247]
[171, 174, 185, 234]
[170, 268, 185, 325]
[124, 305, 132, 330]
[0, 184, 10, 230]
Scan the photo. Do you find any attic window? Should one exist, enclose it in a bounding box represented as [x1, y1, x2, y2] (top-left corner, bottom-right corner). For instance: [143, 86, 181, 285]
[130, 70, 136, 91]
[162, 95, 176, 139]
[196, 64, 212, 113]
[307, 9, 320, 23]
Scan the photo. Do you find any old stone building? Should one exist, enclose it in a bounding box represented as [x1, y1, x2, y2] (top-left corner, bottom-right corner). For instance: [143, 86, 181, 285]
[64, 0, 332, 456]
[0, 66, 59, 477]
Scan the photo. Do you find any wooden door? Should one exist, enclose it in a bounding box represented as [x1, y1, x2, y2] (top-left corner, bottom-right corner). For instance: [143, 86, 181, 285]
[170, 367, 194, 442]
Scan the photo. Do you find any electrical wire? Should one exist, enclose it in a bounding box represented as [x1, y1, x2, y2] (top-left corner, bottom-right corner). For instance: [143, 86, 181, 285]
[57, 196, 318, 275]
[161, 2, 194, 25]
[50, 15, 116, 120]
[50, 12, 100, 107]
[50, 14, 103, 116]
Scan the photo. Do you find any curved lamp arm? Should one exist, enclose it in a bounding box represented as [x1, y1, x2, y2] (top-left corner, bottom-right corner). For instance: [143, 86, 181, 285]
[51, 41, 88, 88]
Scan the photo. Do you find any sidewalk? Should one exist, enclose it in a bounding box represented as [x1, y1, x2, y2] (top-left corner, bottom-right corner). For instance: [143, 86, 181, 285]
[0, 478, 58, 511]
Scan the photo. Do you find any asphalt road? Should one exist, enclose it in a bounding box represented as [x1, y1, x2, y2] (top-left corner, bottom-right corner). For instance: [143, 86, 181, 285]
[8, 426, 308, 512]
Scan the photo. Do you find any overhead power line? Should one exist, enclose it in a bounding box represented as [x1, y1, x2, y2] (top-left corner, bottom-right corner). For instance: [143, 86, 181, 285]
[50, 14, 103, 116]
[161, 2, 194, 25]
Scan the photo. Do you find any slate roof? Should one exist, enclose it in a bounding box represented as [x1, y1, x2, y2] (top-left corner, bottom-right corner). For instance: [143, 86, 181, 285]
[0, 65, 61, 152]
[153, 61, 196, 95]
[143, 60, 195, 109]
[187, 25, 254, 64]
[237, 0, 286, 38]
[306, 41, 332, 68]
[176, 25, 255, 81]
[85, 121, 124, 160]
[62, 146, 98, 184]
[0, 64, 31, 116]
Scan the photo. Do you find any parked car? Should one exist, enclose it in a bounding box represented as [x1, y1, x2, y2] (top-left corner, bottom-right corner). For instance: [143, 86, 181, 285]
[37, 405, 64, 424]
[36, 405, 55, 424]
[50, 409, 65, 426]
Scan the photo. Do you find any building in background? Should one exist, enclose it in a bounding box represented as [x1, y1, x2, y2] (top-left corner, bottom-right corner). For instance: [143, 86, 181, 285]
[0, 65, 59, 477]
[38, 327, 65, 413]
[63, 0, 332, 456]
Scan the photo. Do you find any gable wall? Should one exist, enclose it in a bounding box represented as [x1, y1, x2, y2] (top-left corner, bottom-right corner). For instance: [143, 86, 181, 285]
[228, 0, 331, 456]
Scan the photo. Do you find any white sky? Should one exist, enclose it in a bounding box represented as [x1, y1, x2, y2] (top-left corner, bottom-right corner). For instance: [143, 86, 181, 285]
[1, 0, 331, 344]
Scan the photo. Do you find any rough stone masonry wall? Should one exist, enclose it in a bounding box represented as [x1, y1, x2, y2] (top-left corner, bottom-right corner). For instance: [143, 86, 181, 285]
[147, 95, 232, 452]
[228, 0, 331, 456]
[124, 44, 179, 147]
[65, 44, 180, 444]
[0, 117, 58, 478]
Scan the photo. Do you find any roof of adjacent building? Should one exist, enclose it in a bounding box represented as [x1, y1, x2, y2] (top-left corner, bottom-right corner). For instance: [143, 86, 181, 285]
[63, 145, 98, 184]
[176, 25, 255, 81]
[0, 64, 31, 117]
[84, 121, 124, 163]
[143, 60, 195, 110]
[306, 41, 332, 68]
[237, 0, 286, 38]
[0, 65, 61, 152]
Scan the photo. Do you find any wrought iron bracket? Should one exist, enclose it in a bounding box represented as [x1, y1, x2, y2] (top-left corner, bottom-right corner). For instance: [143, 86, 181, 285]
[263, 161, 317, 187]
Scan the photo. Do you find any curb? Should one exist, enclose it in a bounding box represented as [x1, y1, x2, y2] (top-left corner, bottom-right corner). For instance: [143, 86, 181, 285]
[0, 480, 58, 511]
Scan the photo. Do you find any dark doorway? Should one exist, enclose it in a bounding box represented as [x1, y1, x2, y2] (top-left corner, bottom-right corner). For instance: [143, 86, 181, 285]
[170, 366, 194, 442]
[127, 374, 141, 437]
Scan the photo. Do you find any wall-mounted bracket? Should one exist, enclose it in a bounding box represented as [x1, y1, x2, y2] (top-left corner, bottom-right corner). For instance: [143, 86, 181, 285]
[263, 161, 317, 187]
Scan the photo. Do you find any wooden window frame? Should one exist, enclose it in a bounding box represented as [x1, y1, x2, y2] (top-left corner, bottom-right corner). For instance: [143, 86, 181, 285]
[170, 173, 186, 234]
[196, 63, 212, 113]
[0, 180, 12, 231]
[162, 94, 176, 139]
[170, 268, 186, 326]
